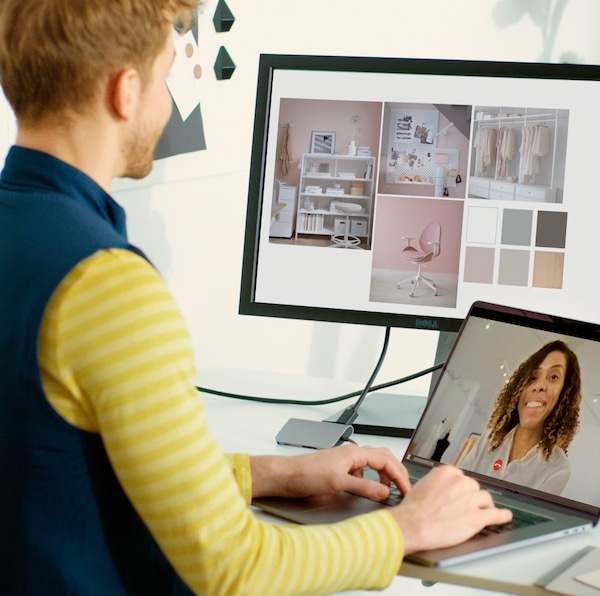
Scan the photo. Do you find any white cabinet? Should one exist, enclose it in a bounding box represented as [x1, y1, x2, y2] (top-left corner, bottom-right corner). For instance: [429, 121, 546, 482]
[270, 181, 296, 238]
[490, 180, 516, 201]
[468, 176, 490, 199]
[468, 177, 555, 203]
[515, 184, 555, 203]
[296, 153, 376, 245]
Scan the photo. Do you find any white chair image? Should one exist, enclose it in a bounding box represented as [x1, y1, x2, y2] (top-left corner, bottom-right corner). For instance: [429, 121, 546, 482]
[397, 221, 441, 297]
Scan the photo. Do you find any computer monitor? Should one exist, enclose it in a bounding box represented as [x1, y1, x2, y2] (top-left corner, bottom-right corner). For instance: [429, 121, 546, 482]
[239, 54, 600, 434]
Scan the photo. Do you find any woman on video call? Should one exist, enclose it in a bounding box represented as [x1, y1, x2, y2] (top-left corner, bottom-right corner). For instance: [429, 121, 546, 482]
[457, 340, 581, 495]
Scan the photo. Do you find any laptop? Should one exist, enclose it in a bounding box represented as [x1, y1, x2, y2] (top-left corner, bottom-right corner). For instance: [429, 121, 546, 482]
[253, 301, 600, 567]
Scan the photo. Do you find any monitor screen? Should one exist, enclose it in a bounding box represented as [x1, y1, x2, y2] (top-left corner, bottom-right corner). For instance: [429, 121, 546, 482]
[240, 54, 600, 333]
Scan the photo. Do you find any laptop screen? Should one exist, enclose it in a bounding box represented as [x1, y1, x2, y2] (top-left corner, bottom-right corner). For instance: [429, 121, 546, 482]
[406, 302, 600, 511]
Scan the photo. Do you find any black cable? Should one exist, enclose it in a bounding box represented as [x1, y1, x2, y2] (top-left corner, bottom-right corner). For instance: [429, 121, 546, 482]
[195, 359, 444, 406]
[328, 326, 391, 425]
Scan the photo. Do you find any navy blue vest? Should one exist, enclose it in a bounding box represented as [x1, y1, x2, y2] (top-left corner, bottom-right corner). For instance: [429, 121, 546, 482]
[0, 147, 192, 594]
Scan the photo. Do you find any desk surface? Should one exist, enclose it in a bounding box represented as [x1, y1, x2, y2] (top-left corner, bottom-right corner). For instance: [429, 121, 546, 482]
[197, 368, 600, 595]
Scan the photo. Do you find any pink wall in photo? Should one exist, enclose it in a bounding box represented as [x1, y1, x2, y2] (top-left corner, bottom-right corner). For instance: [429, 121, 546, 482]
[275, 98, 383, 187]
[371, 195, 464, 273]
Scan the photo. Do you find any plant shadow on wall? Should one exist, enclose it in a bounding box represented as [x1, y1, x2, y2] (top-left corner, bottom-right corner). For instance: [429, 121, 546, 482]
[493, 0, 580, 63]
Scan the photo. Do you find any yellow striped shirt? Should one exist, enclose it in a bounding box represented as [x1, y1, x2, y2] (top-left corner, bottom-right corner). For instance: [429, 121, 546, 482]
[37, 248, 403, 595]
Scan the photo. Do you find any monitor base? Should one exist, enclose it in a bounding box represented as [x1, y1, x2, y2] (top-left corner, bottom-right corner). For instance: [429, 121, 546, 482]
[324, 392, 428, 438]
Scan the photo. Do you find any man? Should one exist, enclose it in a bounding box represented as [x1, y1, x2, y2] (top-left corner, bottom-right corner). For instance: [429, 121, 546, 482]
[0, 0, 511, 593]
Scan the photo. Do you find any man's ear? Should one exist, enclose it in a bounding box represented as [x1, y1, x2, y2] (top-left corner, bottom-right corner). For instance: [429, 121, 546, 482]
[108, 68, 140, 121]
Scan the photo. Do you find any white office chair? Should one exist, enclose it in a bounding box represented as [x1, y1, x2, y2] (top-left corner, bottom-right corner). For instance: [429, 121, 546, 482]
[397, 221, 441, 297]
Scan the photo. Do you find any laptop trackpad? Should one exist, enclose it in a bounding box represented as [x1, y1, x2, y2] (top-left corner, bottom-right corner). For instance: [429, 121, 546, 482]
[253, 493, 387, 524]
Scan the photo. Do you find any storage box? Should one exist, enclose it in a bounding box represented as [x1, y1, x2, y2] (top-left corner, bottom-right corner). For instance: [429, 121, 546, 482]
[351, 219, 367, 236]
[349, 181, 365, 196]
[333, 217, 347, 235]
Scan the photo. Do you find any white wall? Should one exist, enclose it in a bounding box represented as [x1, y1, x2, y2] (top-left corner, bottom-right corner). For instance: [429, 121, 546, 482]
[5, 0, 600, 394]
[114, 0, 600, 392]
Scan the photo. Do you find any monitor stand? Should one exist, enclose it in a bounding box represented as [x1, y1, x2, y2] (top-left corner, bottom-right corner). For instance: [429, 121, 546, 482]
[324, 331, 456, 438]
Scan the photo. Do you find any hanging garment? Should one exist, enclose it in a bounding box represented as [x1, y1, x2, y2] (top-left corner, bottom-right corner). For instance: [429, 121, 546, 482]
[473, 126, 498, 176]
[498, 126, 518, 179]
[473, 127, 484, 176]
[483, 126, 498, 170]
[533, 124, 550, 157]
[519, 126, 534, 183]
[496, 127, 507, 178]
[501, 127, 517, 161]
[279, 123, 292, 176]
[519, 124, 549, 182]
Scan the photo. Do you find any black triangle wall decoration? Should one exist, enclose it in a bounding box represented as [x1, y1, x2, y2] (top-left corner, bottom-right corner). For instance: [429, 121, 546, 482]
[214, 46, 236, 80]
[213, 0, 235, 33]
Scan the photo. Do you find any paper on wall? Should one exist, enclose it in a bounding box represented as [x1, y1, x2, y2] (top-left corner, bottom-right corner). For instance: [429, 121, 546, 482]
[167, 29, 202, 122]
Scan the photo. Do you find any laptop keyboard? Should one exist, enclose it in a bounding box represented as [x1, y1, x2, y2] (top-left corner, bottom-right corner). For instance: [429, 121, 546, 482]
[379, 483, 403, 506]
[361, 468, 552, 531]
[362, 468, 406, 506]
[373, 486, 552, 537]
[479, 506, 551, 536]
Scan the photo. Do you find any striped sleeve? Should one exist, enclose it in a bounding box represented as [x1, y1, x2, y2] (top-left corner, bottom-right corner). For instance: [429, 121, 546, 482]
[38, 248, 403, 595]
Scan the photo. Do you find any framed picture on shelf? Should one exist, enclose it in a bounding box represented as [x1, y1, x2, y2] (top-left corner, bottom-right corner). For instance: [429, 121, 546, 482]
[310, 131, 336, 154]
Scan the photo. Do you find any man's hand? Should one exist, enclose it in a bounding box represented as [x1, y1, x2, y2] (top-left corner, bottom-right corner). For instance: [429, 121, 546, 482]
[250, 443, 410, 500]
[390, 465, 513, 554]
[250, 446, 511, 557]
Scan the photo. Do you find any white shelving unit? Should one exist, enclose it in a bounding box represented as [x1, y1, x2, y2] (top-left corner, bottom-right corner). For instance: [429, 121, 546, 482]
[295, 153, 376, 245]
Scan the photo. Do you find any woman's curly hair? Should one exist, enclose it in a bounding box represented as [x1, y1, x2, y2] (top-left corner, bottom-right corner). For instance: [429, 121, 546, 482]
[487, 340, 581, 461]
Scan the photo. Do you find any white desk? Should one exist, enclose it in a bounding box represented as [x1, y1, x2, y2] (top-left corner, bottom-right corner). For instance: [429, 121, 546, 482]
[198, 368, 600, 595]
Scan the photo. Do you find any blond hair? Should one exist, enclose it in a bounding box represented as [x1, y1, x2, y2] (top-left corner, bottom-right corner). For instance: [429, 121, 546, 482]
[0, 0, 198, 122]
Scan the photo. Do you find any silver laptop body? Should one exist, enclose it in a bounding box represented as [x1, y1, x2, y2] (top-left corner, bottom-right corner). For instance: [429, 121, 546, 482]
[254, 301, 600, 567]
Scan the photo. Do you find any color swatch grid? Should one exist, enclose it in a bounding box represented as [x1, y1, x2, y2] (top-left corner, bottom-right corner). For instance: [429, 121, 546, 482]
[464, 206, 567, 289]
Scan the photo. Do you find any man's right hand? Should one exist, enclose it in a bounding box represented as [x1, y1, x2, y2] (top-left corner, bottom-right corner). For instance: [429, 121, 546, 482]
[391, 465, 513, 554]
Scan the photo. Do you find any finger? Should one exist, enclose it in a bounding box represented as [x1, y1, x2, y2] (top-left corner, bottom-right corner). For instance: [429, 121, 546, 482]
[359, 450, 411, 495]
[463, 488, 513, 532]
[478, 505, 513, 529]
[340, 474, 393, 500]
[369, 465, 410, 496]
